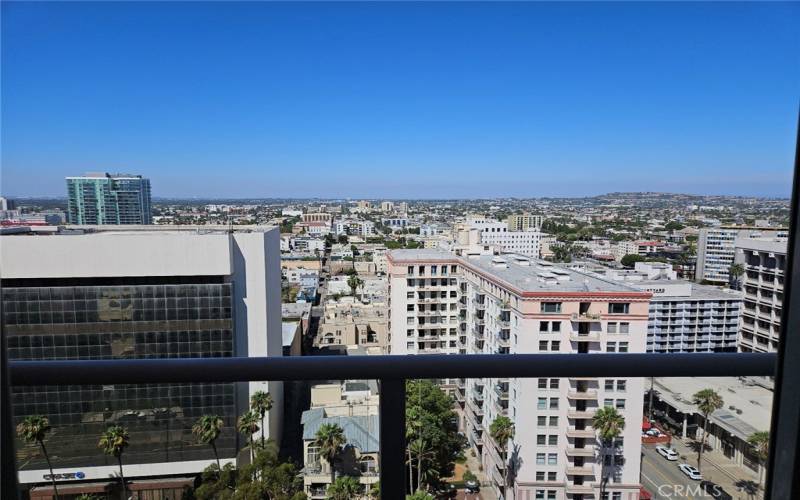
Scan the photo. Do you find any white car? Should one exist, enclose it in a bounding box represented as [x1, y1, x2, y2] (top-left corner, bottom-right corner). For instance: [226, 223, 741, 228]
[656, 446, 678, 461]
[679, 463, 703, 480]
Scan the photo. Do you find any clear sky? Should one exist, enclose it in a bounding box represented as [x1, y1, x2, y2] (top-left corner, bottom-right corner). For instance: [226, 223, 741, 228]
[2, 2, 798, 199]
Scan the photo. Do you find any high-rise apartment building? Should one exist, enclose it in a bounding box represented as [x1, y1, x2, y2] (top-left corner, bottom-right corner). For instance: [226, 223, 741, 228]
[598, 262, 742, 353]
[464, 217, 542, 257]
[506, 213, 543, 232]
[735, 236, 788, 353]
[388, 249, 650, 499]
[2, 226, 283, 493]
[696, 227, 786, 284]
[66, 173, 152, 225]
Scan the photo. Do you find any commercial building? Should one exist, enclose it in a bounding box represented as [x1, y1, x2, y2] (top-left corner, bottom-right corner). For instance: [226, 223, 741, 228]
[2, 226, 283, 493]
[301, 381, 379, 499]
[380, 201, 394, 212]
[301, 213, 332, 224]
[599, 262, 742, 353]
[696, 227, 786, 284]
[66, 173, 152, 225]
[388, 249, 651, 499]
[506, 213, 543, 232]
[735, 236, 788, 353]
[464, 217, 542, 257]
[612, 241, 664, 262]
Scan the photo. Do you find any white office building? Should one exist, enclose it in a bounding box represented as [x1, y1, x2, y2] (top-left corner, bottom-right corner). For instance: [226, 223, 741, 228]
[465, 217, 542, 257]
[696, 227, 786, 284]
[388, 249, 650, 500]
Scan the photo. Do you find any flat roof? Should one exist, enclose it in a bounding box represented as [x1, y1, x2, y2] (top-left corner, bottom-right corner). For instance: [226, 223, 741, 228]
[639, 281, 743, 301]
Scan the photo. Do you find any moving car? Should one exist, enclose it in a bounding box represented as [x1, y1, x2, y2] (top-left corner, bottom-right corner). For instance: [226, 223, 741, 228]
[678, 463, 703, 480]
[465, 480, 480, 494]
[656, 445, 678, 461]
[700, 481, 733, 500]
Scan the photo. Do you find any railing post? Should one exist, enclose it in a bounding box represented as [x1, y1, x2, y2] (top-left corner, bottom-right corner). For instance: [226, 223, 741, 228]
[379, 378, 406, 499]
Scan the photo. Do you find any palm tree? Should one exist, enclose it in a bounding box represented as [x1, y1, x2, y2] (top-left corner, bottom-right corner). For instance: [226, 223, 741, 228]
[692, 388, 724, 472]
[326, 476, 360, 500]
[593, 406, 625, 497]
[347, 274, 363, 298]
[250, 391, 273, 449]
[489, 415, 515, 496]
[192, 415, 224, 472]
[237, 410, 261, 463]
[314, 423, 346, 486]
[369, 481, 381, 499]
[98, 425, 130, 500]
[407, 438, 435, 492]
[729, 263, 745, 290]
[747, 431, 770, 490]
[17, 416, 59, 499]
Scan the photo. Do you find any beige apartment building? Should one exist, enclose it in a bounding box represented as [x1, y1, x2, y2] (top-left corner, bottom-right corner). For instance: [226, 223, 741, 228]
[302, 212, 333, 224]
[388, 249, 651, 500]
[316, 299, 390, 353]
[507, 213, 544, 231]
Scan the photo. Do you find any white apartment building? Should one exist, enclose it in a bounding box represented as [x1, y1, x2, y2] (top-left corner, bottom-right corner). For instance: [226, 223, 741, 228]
[599, 262, 742, 353]
[465, 217, 542, 257]
[611, 241, 664, 262]
[388, 249, 650, 500]
[380, 201, 395, 212]
[735, 236, 788, 353]
[2, 226, 284, 487]
[696, 227, 786, 284]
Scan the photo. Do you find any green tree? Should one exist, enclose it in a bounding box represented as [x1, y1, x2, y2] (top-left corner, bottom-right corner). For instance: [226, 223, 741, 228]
[747, 431, 770, 490]
[593, 407, 625, 498]
[347, 274, 364, 298]
[405, 380, 466, 494]
[729, 263, 745, 290]
[369, 481, 381, 499]
[193, 415, 225, 472]
[406, 492, 435, 500]
[337, 234, 348, 245]
[98, 425, 130, 500]
[237, 410, 261, 463]
[665, 221, 685, 231]
[250, 391, 274, 448]
[314, 423, 346, 485]
[462, 469, 478, 484]
[489, 415, 515, 495]
[620, 254, 645, 267]
[17, 416, 59, 499]
[549, 243, 573, 263]
[326, 476, 360, 500]
[692, 388, 724, 472]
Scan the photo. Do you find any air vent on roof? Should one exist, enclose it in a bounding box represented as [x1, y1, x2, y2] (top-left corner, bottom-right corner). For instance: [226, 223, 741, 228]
[492, 257, 508, 269]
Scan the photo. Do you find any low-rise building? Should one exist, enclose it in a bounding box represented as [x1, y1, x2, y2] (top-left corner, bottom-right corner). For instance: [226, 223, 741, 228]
[316, 299, 389, 353]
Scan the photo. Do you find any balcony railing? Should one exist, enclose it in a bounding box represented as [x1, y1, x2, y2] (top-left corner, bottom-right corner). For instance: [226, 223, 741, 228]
[5, 352, 777, 500]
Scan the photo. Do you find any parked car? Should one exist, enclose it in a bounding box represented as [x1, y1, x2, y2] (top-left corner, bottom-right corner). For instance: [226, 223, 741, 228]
[678, 463, 703, 480]
[700, 480, 733, 500]
[656, 445, 679, 461]
[465, 480, 480, 493]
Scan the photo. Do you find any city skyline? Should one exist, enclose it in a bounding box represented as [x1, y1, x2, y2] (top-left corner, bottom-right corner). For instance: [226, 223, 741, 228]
[2, 2, 798, 199]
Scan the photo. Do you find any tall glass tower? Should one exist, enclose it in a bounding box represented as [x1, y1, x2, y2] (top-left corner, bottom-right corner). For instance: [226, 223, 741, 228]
[66, 173, 152, 224]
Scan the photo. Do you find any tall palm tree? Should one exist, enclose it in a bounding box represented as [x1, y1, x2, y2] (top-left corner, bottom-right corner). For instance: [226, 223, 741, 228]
[250, 391, 273, 449]
[314, 423, 346, 486]
[747, 431, 770, 490]
[593, 406, 625, 498]
[347, 274, 363, 298]
[98, 425, 130, 500]
[489, 415, 515, 496]
[237, 410, 261, 463]
[192, 415, 224, 472]
[407, 438, 434, 493]
[729, 263, 745, 290]
[692, 388, 724, 472]
[17, 415, 59, 499]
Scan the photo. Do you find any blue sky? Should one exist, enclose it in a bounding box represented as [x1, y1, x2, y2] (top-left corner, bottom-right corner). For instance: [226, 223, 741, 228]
[2, 2, 798, 199]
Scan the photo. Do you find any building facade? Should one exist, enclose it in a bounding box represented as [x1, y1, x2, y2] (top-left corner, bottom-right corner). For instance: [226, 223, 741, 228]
[66, 173, 152, 225]
[696, 227, 786, 284]
[507, 213, 543, 232]
[2, 226, 283, 491]
[465, 217, 542, 257]
[735, 236, 788, 353]
[388, 249, 650, 499]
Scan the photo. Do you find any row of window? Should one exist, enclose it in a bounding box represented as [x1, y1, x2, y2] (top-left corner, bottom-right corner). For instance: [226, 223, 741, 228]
[407, 265, 459, 275]
[540, 302, 630, 314]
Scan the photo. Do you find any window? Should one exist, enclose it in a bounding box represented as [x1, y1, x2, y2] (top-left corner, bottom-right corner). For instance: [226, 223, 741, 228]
[539, 340, 548, 351]
[547, 472, 557, 481]
[607, 342, 616, 352]
[548, 435, 558, 445]
[616, 399, 626, 409]
[406, 329, 414, 336]
[451, 265, 457, 273]
[536, 453, 546, 465]
[551, 321, 561, 332]
[537, 434, 546, 445]
[418, 266, 425, 274]
[604, 398, 614, 408]
[549, 397, 558, 409]
[407, 317, 415, 325]
[406, 341, 414, 349]
[549, 416, 559, 426]
[538, 378, 548, 389]
[547, 492, 556, 500]
[619, 322, 630, 334]
[536, 472, 545, 481]
[619, 342, 629, 353]
[407, 266, 414, 275]
[407, 291, 414, 299]
[608, 303, 630, 314]
[549, 379, 559, 389]
[407, 304, 414, 311]
[551, 341, 560, 351]
[535, 491, 545, 500]
[547, 453, 557, 465]
[541, 302, 562, 313]
[607, 322, 617, 333]
[605, 379, 615, 391]
[617, 380, 626, 392]
[307, 445, 320, 465]
[539, 321, 549, 332]
[537, 416, 547, 426]
[431, 265, 437, 275]
[538, 397, 547, 409]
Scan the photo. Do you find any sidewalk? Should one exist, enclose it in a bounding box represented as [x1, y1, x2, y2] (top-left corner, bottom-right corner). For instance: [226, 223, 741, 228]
[670, 437, 763, 499]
